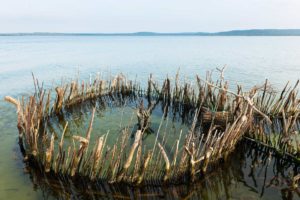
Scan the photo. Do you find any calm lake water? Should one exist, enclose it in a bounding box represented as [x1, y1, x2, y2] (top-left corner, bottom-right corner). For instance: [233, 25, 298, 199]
[0, 36, 300, 200]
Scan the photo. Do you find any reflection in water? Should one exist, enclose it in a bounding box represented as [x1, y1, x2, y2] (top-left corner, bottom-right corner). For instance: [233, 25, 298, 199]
[241, 141, 300, 200]
[21, 140, 300, 200]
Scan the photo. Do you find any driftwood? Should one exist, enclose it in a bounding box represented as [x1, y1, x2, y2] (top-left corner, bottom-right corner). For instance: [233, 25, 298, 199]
[201, 107, 233, 125]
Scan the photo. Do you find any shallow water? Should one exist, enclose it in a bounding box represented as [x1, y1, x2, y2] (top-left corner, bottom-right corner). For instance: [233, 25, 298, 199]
[0, 36, 300, 199]
[46, 95, 191, 157]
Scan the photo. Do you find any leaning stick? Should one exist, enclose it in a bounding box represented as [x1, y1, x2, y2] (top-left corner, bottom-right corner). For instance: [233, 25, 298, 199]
[117, 130, 142, 182]
[158, 142, 170, 182]
[4, 96, 21, 113]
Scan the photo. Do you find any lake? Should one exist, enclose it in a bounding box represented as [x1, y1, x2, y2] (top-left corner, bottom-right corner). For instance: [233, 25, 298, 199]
[0, 36, 300, 200]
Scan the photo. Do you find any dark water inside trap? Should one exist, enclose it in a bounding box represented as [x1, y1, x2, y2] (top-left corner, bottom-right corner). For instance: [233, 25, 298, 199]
[17, 95, 300, 200]
[45, 95, 193, 154]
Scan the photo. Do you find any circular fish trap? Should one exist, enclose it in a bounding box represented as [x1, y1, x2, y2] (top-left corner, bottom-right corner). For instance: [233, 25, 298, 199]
[6, 73, 262, 186]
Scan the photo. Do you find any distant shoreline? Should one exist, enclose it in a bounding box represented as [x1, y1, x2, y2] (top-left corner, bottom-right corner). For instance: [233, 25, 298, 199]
[1, 29, 300, 36]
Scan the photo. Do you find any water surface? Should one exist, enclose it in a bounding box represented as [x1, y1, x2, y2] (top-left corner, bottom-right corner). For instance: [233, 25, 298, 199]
[0, 36, 300, 199]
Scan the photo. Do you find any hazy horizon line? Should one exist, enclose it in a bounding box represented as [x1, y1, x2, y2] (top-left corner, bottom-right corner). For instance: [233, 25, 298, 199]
[1, 29, 300, 36]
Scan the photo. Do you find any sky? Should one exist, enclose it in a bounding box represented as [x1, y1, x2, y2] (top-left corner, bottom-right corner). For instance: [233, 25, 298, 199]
[0, 0, 300, 33]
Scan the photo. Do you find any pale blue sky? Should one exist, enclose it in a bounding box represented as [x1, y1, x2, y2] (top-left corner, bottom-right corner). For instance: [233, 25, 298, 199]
[0, 0, 299, 33]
